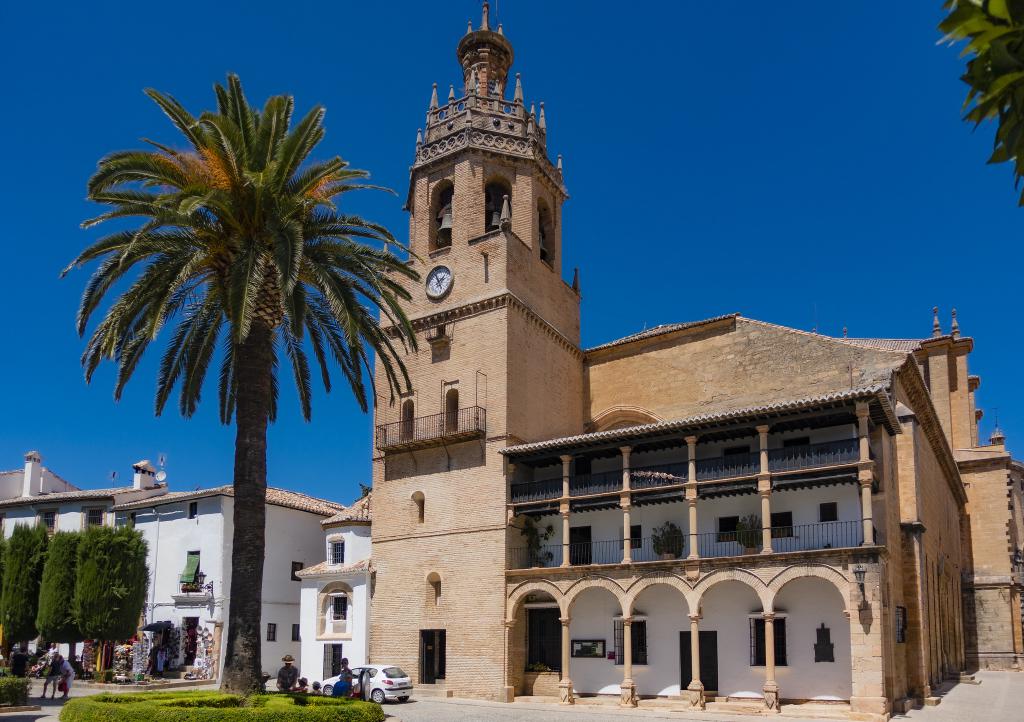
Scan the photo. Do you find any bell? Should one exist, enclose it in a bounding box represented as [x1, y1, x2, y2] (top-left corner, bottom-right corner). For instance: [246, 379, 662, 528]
[439, 210, 453, 230]
[489, 211, 501, 228]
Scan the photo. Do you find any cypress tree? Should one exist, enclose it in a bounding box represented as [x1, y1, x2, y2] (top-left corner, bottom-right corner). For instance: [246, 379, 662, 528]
[0, 524, 48, 643]
[37, 531, 84, 644]
[74, 526, 149, 649]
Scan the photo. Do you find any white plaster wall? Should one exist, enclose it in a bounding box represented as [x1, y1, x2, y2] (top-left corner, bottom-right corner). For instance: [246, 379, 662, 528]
[325, 525, 371, 563]
[0, 472, 23, 500]
[299, 572, 371, 683]
[773, 577, 851, 700]
[700, 580, 765, 698]
[567, 589, 621, 695]
[631, 584, 690, 697]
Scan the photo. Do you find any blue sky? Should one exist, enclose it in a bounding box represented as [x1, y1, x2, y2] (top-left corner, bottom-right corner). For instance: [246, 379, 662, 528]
[0, 1, 1019, 504]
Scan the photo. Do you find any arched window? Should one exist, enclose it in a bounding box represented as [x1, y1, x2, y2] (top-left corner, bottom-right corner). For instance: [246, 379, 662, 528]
[412, 491, 425, 523]
[538, 200, 554, 266]
[401, 399, 415, 441]
[317, 581, 354, 637]
[484, 179, 511, 233]
[430, 182, 454, 250]
[427, 572, 442, 606]
[444, 388, 459, 433]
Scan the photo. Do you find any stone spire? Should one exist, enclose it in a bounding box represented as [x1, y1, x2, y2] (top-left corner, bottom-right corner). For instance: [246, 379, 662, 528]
[932, 306, 941, 338]
[429, 83, 438, 110]
[951, 308, 960, 339]
[448, 84, 456, 102]
[480, 0, 490, 30]
[513, 73, 523, 103]
[457, 0, 514, 97]
[538, 102, 547, 130]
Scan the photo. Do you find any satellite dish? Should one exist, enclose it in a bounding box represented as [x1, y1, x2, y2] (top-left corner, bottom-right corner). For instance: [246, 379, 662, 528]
[155, 470, 167, 483]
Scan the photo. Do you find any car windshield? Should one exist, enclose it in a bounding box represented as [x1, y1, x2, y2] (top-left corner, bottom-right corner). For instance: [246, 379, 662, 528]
[383, 667, 407, 679]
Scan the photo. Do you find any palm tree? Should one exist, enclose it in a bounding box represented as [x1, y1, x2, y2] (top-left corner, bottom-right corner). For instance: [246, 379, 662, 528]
[64, 75, 418, 692]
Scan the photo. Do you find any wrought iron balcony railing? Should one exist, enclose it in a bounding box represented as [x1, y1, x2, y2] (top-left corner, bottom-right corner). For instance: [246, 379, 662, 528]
[768, 438, 859, 473]
[695, 452, 760, 481]
[510, 477, 562, 504]
[569, 470, 621, 497]
[375, 406, 486, 451]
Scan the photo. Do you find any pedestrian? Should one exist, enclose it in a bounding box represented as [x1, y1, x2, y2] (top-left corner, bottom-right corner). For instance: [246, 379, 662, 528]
[41, 654, 63, 699]
[59, 655, 75, 699]
[311, 681, 322, 695]
[11, 647, 29, 678]
[276, 655, 299, 691]
[296, 677, 309, 693]
[331, 658, 353, 697]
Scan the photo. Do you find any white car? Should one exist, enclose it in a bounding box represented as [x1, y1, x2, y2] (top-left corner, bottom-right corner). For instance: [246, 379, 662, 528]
[321, 664, 413, 704]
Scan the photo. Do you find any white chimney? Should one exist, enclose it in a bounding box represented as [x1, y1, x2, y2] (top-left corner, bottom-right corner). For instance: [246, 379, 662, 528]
[132, 460, 157, 490]
[22, 450, 43, 497]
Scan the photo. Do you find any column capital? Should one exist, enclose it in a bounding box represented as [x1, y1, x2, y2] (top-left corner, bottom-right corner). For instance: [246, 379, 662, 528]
[559, 617, 571, 626]
[504, 618, 516, 628]
[756, 424, 770, 434]
[560, 509, 570, 519]
[619, 445, 632, 455]
[620, 616, 633, 625]
[855, 400, 870, 419]
[560, 454, 574, 464]
[762, 611, 776, 621]
[684, 435, 698, 446]
[688, 612, 701, 623]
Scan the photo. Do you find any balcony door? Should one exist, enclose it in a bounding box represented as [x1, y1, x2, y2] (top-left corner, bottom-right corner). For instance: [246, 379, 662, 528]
[569, 526, 592, 565]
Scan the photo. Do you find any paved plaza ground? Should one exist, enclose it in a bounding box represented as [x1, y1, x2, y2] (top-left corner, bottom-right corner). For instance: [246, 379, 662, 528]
[1, 671, 1019, 721]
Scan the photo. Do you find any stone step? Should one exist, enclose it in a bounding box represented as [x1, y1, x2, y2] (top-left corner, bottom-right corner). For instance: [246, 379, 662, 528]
[411, 684, 452, 698]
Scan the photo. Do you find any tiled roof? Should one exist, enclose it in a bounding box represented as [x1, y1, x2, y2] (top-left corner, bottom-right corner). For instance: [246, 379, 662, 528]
[585, 314, 740, 354]
[322, 493, 371, 526]
[113, 485, 343, 516]
[839, 338, 924, 353]
[502, 383, 893, 457]
[294, 558, 372, 579]
[0, 485, 159, 509]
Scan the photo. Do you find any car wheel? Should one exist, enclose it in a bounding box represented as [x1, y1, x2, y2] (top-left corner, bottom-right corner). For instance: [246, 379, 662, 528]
[322, 685, 333, 696]
[371, 689, 386, 704]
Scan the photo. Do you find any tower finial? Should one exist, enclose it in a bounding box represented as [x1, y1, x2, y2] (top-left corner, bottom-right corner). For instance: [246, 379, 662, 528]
[557, 154, 563, 174]
[499, 194, 511, 230]
[481, 1, 490, 31]
[429, 83, 438, 110]
[932, 306, 941, 338]
[498, 23, 504, 35]
[448, 84, 456, 103]
[538, 102, 547, 130]
[513, 73, 523, 103]
[951, 308, 960, 339]
[467, 19, 473, 34]
[416, 128, 423, 146]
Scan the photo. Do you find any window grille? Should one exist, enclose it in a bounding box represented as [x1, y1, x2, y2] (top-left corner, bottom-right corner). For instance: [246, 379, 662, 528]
[330, 541, 345, 565]
[750, 618, 787, 666]
[613, 619, 648, 665]
[267, 623, 277, 642]
[332, 596, 348, 621]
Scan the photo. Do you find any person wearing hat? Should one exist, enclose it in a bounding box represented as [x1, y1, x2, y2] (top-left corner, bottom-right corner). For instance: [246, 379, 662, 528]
[276, 655, 299, 691]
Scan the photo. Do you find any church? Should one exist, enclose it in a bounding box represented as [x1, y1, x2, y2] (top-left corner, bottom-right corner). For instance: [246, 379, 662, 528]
[367, 4, 1024, 720]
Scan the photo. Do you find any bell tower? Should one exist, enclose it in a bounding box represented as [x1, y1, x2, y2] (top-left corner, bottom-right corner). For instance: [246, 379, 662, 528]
[370, 2, 584, 702]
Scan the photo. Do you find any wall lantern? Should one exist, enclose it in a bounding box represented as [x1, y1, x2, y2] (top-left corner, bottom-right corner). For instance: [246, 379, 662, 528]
[853, 565, 867, 598]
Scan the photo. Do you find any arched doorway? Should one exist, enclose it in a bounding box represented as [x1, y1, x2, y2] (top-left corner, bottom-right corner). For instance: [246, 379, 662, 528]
[699, 579, 766, 699]
[628, 582, 691, 697]
[566, 584, 623, 696]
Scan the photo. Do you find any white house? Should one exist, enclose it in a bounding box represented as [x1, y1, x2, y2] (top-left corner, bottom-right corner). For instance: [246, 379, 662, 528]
[113, 486, 344, 679]
[0, 451, 168, 539]
[296, 494, 372, 684]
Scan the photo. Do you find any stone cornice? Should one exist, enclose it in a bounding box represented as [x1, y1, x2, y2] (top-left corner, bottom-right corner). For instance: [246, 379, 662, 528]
[895, 360, 969, 506]
[393, 291, 583, 360]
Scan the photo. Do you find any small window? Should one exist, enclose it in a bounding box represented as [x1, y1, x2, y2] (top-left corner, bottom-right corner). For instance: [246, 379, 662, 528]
[291, 561, 304, 581]
[292, 624, 301, 642]
[895, 606, 907, 643]
[188, 501, 198, 519]
[750, 617, 787, 666]
[267, 623, 277, 642]
[330, 541, 345, 565]
[770, 511, 793, 539]
[427, 572, 442, 606]
[180, 551, 201, 584]
[538, 200, 554, 266]
[819, 502, 839, 523]
[86, 508, 104, 528]
[717, 516, 739, 543]
[40, 510, 57, 535]
[332, 596, 348, 621]
[782, 436, 811, 448]
[431, 183, 454, 250]
[613, 619, 647, 665]
[400, 400, 415, 442]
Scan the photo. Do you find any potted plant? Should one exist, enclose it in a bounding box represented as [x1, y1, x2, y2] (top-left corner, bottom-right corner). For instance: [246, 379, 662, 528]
[652, 521, 684, 560]
[521, 517, 555, 567]
[736, 514, 761, 554]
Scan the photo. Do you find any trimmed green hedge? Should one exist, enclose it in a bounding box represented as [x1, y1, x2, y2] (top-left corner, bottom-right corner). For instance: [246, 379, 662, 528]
[59, 691, 385, 722]
[0, 676, 32, 707]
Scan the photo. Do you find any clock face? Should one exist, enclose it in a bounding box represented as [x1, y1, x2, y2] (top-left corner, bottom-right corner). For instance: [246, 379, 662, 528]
[425, 265, 453, 299]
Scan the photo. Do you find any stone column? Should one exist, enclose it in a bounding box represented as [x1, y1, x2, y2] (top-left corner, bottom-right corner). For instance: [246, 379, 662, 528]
[757, 425, 773, 553]
[849, 563, 890, 719]
[686, 436, 699, 559]
[559, 617, 574, 704]
[687, 613, 705, 709]
[856, 403, 874, 545]
[561, 454, 572, 567]
[621, 446, 632, 563]
[503, 619, 516, 702]
[763, 613, 780, 712]
[620, 617, 638, 707]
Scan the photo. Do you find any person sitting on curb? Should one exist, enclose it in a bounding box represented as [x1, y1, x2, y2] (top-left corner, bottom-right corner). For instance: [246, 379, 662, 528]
[276, 655, 299, 692]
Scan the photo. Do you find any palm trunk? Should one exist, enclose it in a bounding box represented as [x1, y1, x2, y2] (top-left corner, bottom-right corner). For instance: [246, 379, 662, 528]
[220, 322, 273, 693]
